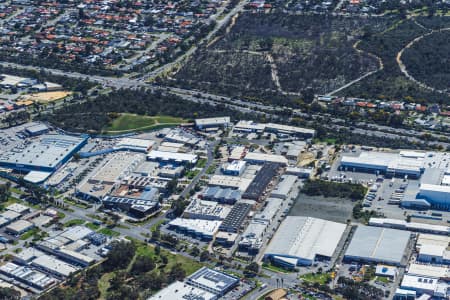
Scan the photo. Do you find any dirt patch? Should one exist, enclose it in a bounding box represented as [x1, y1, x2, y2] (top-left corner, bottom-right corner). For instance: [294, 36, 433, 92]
[289, 194, 354, 223]
[22, 91, 72, 103]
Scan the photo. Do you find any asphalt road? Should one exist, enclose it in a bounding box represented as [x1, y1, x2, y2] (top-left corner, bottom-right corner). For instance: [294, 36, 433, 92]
[180, 140, 217, 199]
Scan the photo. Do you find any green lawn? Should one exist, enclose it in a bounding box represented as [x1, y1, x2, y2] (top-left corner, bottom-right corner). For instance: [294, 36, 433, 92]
[196, 158, 207, 168]
[186, 169, 200, 179]
[375, 276, 391, 284]
[136, 244, 202, 275]
[10, 187, 24, 195]
[300, 272, 332, 285]
[103, 113, 187, 133]
[262, 262, 293, 273]
[85, 222, 100, 230]
[64, 219, 85, 227]
[206, 165, 217, 174]
[19, 228, 40, 240]
[98, 228, 120, 237]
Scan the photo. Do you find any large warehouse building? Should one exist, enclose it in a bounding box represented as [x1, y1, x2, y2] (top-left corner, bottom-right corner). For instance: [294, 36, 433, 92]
[418, 184, 450, 210]
[0, 134, 87, 173]
[195, 117, 231, 130]
[344, 226, 411, 266]
[340, 151, 425, 178]
[264, 217, 347, 268]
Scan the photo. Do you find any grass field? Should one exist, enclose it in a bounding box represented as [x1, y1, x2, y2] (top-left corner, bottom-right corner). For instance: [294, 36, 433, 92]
[136, 244, 203, 275]
[64, 219, 85, 227]
[85, 222, 100, 230]
[300, 272, 332, 285]
[98, 228, 120, 237]
[19, 228, 40, 240]
[102, 113, 187, 133]
[262, 262, 293, 273]
[97, 242, 203, 299]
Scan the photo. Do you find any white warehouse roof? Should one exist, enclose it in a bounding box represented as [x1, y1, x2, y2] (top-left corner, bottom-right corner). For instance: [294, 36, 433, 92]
[344, 226, 411, 265]
[147, 150, 197, 164]
[244, 152, 288, 165]
[115, 138, 154, 152]
[148, 281, 216, 300]
[420, 183, 450, 194]
[264, 217, 346, 266]
[195, 117, 230, 127]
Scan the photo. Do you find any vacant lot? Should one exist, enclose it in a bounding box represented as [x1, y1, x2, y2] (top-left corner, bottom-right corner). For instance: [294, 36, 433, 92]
[102, 113, 186, 133]
[23, 91, 72, 103]
[289, 194, 354, 223]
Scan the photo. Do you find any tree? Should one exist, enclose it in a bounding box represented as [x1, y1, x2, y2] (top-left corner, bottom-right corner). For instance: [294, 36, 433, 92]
[171, 199, 188, 217]
[104, 241, 136, 271]
[168, 263, 186, 282]
[138, 271, 167, 290]
[0, 287, 20, 300]
[0, 184, 11, 203]
[151, 228, 161, 241]
[302, 88, 315, 104]
[191, 246, 200, 257]
[107, 284, 139, 300]
[244, 262, 259, 277]
[200, 250, 210, 262]
[160, 255, 168, 265]
[131, 255, 155, 275]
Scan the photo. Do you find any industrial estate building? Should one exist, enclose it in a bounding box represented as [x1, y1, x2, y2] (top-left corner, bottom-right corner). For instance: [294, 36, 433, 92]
[239, 198, 283, 254]
[264, 217, 347, 268]
[242, 162, 279, 201]
[147, 150, 198, 165]
[244, 152, 288, 166]
[102, 186, 161, 218]
[341, 150, 450, 211]
[344, 226, 411, 266]
[195, 117, 231, 130]
[415, 234, 450, 265]
[183, 199, 231, 221]
[186, 267, 240, 297]
[76, 152, 144, 201]
[219, 202, 252, 233]
[369, 218, 450, 236]
[24, 123, 49, 137]
[234, 120, 316, 138]
[168, 218, 222, 241]
[270, 175, 297, 199]
[150, 267, 239, 300]
[113, 138, 154, 153]
[340, 151, 425, 178]
[149, 280, 216, 300]
[202, 186, 241, 204]
[0, 134, 87, 179]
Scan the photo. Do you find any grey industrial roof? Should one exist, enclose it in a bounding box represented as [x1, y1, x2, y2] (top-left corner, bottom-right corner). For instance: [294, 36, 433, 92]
[264, 217, 347, 262]
[204, 186, 241, 200]
[219, 203, 251, 232]
[0, 134, 86, 169]
[187, 267, 239, 294]
[345, 226, 411, 264]
[242, 162, 279, 200]
[271, 175, 297, 197]
[25, 123, 49, 134]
